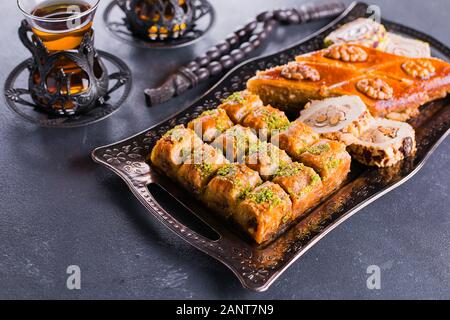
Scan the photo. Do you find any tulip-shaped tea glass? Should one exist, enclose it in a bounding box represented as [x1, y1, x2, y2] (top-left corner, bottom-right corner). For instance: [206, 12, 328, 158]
[17, 0, 109, 115]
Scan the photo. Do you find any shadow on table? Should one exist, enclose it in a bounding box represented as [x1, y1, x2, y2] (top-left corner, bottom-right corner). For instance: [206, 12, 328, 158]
[95, 171, 257, 297]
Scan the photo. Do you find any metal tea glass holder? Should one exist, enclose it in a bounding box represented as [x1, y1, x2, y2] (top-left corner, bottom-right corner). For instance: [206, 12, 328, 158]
[103, 0, 215, 49]
[19, 20, 109, 116]
[4, 20, 132, 128]
[4, 0, 132, 128]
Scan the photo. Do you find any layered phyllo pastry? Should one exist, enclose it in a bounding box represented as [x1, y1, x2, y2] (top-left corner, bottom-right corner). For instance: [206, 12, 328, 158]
[347, 118, 416, 167]
[298, 140, 351, 191]
[246, 60, 359, 113]
[211, 125, 259, 162]
[177, 143, 228, 195]
[272, 162, 323, 220]
[188, 108, 234, 142]
[241, 105, 290, 139]
[271, 120, 320, 160]
[150, 125, 203, 179]
[244, 141, 292, 180]
[218, 90, 263, 123]
[235, 182, 292, 244]
[247, 43, 450, 120]
[298, 95, 372, 144]
[203, 164, 262, 218]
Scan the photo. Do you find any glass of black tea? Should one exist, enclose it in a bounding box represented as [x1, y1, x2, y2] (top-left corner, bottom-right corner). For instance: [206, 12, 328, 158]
[17, 0, 100, 96]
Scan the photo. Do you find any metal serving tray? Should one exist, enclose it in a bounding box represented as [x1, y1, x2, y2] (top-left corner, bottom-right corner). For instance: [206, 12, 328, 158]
[92, 2, 450, 291]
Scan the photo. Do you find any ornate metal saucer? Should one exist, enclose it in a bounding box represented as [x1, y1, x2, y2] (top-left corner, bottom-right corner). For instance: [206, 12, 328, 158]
[92, 2, 450, 291]
[103, 0, 215, 49]
[3, 51, 132, 128]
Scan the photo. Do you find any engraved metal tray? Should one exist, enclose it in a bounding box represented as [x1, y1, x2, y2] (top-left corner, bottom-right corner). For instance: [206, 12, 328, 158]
[92, 2, 450, 291]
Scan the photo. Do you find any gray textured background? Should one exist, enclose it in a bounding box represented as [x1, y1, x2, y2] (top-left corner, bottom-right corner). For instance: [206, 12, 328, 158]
[0, 0, 449, 299]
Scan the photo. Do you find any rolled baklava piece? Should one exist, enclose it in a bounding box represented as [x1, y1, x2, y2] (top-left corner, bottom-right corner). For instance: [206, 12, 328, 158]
[298, 140, 351, 191]
[271, 120, 319, 160]
[383, 33, 431, 58]
[235, 181, 293, 244]
[150, 125, 203, 179]
[298, 95, 373, 145]
[218, 90, 263, 123]
[244, 141, 292, 180]
[211, 125, 259, 162]
[272, 162, 323, 220]
[241, 105, 290, 139]
[203, 164, 262, 218]
[323, 18, 388, 49]
[347, 118, 416, 167]
[187, 108, 234, 142]
[177, 143, 228, 195]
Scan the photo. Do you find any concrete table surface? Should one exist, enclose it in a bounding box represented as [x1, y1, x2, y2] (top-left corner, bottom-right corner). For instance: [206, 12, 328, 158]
[0, 0, 449, 299]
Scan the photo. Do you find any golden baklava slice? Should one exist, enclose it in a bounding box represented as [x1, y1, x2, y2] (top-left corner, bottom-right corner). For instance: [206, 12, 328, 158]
[271, 120, 320, 160]
[298, 139, 351, 191]
[150, 125, 203, 179]
[203, 164, 262, 218]
[334, 74, 429, 121]
[246, 60, 360, 113]
[235, 181, 292, 244]
[241, 105, 290, 139]
[211, 125, 259, 162]
[218, 90, 264, 123]
[372, 57, 450, 104]
[188, 108, 234, 142]
[177, 143, 228, 195]
[272, 162, 323, 220]
[244, 141, 292, 180]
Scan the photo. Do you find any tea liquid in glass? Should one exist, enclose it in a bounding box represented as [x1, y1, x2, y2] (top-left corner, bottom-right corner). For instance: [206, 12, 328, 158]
[31, 0, 94, 95]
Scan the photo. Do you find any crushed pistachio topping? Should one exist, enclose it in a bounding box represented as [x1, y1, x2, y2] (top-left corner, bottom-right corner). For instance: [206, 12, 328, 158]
[295, 171, 321, 197]
[164, 126, 185, 142]
[200, 109, 218, 117]
[195, 109, 230, 132]
[179, 147, 191, 159]
[299, 143, 331, 155]
[298, 184, 315, 197]
[325, 157, 342, 170]
[238, 186, 254, 201]
[248, 142, 285, 163]
[259, 109, 290, 131]
[310, 173, 321, 185]
[217, 164, 236, 176]
[249, 141, 268, 154]
[248, 187, 281, 206]
[275, 163, 304, 177]
[226, 127, 253, 151]
[222, 92, 245, 104]
[195, 162, 213, 177]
